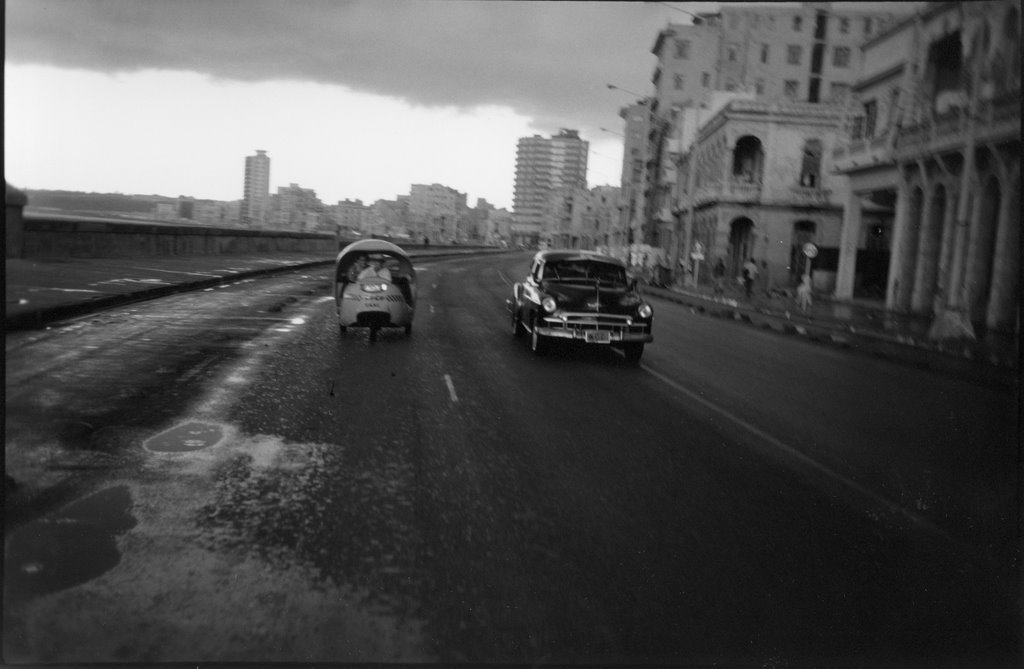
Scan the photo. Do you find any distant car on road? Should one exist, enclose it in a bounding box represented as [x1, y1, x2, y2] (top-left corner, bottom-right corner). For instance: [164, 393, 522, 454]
[507, 250, 653, 363]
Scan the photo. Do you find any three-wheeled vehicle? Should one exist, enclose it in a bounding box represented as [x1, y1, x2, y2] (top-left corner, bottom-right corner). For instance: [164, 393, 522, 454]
[333, 239, 416, 341]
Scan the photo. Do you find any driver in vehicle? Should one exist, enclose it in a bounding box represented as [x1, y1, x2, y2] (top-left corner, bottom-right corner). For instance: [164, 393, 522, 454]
[358, 257, 392, 282]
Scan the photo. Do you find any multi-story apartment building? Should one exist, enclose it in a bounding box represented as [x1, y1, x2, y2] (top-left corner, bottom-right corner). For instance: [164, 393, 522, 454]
[832, 0, 1020, 345]
[269, 183, 323, 232]
[616, 101, 653, 253]
[560, 185, 620, 252]
[511, 129, 589, 248]
[241, 149, 270, 227]
[636, 2, 918, 277]
[332, 199, 370, 236]
[408, 183, 467, 243]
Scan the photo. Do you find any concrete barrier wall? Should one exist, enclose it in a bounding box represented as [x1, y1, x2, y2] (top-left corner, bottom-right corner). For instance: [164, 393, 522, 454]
[21, 216, 338, 259]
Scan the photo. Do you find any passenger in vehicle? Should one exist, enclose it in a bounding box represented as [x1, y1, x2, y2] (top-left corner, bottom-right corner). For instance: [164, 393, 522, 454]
[358, 257, 392, 282]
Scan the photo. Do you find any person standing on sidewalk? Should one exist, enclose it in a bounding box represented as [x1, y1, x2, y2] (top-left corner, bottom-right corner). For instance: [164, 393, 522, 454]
[796, 274, 813, 313]
[742, 257, 758, 298]
[712, 258, 726, 295]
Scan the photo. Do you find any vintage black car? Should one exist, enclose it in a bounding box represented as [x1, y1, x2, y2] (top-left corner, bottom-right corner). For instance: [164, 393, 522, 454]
[507, 250, 653, 362]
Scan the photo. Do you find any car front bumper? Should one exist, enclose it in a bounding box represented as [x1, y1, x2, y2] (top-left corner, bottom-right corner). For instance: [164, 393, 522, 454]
[536, 314, 652, 343]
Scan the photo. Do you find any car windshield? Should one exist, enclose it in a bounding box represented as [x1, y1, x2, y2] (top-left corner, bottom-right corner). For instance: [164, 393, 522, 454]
[543, 260, 626, 285]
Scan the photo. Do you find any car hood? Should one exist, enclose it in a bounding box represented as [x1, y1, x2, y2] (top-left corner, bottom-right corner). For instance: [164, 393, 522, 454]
[542, 282, 638, 315]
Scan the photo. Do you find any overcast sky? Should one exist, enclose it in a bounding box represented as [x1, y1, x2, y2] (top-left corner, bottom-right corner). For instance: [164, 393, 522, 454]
[8, 0, 741, 210]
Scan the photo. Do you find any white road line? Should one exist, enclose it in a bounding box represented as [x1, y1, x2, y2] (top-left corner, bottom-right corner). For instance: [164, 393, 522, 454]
[497, 270, 512, 286]
[443, 374, 459, 403]
[640, 363, 959, 545]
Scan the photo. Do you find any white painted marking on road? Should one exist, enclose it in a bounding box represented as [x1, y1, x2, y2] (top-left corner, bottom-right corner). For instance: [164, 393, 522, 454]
[430, 305, 435, 313]
[497, 270, 512, 286]
[641, 363, 961, 546]
[443, 374, 459, 403]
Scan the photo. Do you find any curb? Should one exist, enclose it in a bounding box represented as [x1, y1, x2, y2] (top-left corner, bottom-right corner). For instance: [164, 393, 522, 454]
[641, 285, 1017, 386]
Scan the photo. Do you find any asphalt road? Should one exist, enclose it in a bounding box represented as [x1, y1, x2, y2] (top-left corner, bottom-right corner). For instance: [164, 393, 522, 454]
[4, 252, 1020, 666]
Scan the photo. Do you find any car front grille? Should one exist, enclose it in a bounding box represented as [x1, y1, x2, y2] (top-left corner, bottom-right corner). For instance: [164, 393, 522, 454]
[542, 313, 649, 336]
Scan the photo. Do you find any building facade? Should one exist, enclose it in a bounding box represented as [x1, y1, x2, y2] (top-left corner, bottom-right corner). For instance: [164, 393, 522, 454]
[241, 149, 270, 227]
[637, 2, 918, 275]
[408, 183, 467, 243]
[832, 0, 1020, 343]
[676, 99, 848, 292]
[511, 129, 589, 248]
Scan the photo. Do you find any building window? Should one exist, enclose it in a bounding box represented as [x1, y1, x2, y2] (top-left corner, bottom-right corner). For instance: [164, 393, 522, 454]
[675, 39, 691, 59]
[761, 44, 770, 63]
[787, 45, 802, 65]
[799, 139, 822, 187]
[839, 17, 850, 34]
[793, 15, 803, 31]
[833, 46, 851, 68]
[674, 74, 685, 90]
[725, 81, 737, 92]
[702, 72, 710, 87]
[864, 18, 873, 36]
[784, 80, 799, 98]
[863, 99, 878, 138]
[727, 45, 738, 62]
[755, 79, 766, 95]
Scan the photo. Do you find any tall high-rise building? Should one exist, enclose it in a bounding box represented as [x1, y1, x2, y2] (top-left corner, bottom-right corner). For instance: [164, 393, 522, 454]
[242, 150, 270, 227]
[511, 129, 589, 247]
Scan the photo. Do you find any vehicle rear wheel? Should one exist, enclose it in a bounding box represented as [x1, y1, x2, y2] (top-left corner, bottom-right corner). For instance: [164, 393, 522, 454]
[530, 316, 548, 355]
[622, 342, 644, 364]
[405, 323, 413, 335]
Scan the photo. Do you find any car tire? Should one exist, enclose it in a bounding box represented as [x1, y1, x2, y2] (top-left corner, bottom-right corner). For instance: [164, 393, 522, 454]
[405, 323, 413, 335]
[510, 307, 522, 337]
[530, 316, 548, 355]
[622, 342, 644, 364]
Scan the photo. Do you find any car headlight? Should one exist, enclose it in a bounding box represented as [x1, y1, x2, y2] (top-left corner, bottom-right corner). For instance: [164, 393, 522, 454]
[638, 303, 653, 319]
[361, 282, 389, 292]
[542, 296, 558, 313]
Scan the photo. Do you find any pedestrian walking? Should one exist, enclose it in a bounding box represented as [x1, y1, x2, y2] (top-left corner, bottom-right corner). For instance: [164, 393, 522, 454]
[796, 274, 813, 313]
[712, 258, 726, 295]
[742, 257, 758, 298]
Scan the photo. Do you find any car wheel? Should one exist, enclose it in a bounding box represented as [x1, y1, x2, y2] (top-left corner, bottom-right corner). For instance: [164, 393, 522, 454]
[622, 342, 644, 364]
[405, 323, 413, 335]
[510, 307, 522, 337]
[530, 316, 548, 355]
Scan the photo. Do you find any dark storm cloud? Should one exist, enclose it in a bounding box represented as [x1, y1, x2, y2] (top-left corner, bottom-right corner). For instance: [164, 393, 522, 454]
[6, 0, 677, 132]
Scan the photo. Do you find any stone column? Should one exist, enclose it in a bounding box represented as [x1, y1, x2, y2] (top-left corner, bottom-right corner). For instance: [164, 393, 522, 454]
[945, 185, 979, 311]
[985, 167, 1019, 333]
[910, 184, 942, 314]
[834, 189, 863, 300]
[962, 178, 1000, 321]
[932, 191, 959, 312]
[885, 177, 914, 311]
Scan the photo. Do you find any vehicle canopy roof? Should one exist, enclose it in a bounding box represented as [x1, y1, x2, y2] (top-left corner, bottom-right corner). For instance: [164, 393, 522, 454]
[334, 239, 415, 284]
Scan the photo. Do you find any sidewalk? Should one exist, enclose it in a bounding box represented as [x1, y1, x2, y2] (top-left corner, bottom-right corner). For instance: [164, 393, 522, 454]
[4, 247, 504, 332]
[640, 278, 1018, 386]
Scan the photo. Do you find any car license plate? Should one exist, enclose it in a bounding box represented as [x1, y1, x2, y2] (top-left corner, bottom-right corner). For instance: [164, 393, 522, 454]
[585, 331, 612, 344]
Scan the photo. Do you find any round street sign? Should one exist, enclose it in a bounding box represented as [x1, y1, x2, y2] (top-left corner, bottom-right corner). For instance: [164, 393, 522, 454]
[803, 242, 819, 258]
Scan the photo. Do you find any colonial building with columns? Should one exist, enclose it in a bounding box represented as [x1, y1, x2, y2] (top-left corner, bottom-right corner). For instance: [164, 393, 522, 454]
[676, 99, 848, 292]
[832, 0, 1020, 342]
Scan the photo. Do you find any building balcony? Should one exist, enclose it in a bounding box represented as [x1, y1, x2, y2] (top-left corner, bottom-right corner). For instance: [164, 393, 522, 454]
[786, 186, 834, 207]
[691, 178, 763, 206]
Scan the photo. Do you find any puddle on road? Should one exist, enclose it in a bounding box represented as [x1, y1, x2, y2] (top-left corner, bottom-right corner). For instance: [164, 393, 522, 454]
[143, 421, 226, 453]
[4, 486, 137, 602]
